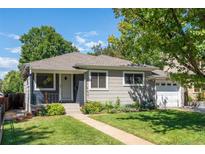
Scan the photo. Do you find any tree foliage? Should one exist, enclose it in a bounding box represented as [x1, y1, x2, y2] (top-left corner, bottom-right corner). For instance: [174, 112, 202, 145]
[88, 43, 123, 58]
[110, 8, 205, 87]
[0, 79, 3, 92]
[2, 71, 23, 94]
[19, 26, 78, 66]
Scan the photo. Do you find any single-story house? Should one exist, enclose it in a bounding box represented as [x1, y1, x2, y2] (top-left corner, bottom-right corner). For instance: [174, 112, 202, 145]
[21, 52, 184, 112]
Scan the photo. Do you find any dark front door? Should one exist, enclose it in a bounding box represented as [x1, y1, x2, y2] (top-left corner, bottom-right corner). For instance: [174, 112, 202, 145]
[74, 74, 84, 105]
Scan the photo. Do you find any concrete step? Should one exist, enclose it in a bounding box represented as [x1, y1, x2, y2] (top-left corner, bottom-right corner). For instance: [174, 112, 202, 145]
[62, 103, 81, 114]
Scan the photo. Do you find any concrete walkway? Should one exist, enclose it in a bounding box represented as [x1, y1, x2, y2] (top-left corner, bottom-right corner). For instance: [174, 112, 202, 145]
[63, 104, 153, 145]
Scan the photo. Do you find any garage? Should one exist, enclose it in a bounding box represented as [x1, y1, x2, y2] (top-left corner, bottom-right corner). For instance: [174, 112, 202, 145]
[155, 81, 182, 108]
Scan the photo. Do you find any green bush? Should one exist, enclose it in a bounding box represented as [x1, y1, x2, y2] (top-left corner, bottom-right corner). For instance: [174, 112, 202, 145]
[104, 101, 114, 113]
[120, 106, 138, 112]
[140, 100, 156, 110]
[114, 97, 121, 110]
[81, 101, 104, 114]
[37, 106, 48, 116]
[46, 103, 65, 116]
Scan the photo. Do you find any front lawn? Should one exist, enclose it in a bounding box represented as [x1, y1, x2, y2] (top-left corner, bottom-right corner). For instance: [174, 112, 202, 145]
[2, 116, 122, 145]
[91, 110, 205, 144]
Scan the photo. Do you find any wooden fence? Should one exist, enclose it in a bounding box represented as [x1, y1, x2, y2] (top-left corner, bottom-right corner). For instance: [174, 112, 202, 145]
[0, 93, 25, 111]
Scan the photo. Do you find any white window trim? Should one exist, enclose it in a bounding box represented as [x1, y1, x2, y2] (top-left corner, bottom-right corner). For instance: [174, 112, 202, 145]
[89, 70, 109, 91]
[123, 71, 144, 86]
[34, 73, 56, 91]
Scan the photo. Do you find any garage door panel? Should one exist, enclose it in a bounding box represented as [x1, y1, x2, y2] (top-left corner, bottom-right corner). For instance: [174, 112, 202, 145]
[156, 82, 180, 108]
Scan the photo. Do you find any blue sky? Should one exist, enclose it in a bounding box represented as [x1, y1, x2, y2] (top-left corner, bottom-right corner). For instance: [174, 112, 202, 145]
[0, 8, 120, 79]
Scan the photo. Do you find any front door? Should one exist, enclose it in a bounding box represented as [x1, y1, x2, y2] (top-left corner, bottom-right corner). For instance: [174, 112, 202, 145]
[74, 74, 84, 105]
[61, 74, 72, 101]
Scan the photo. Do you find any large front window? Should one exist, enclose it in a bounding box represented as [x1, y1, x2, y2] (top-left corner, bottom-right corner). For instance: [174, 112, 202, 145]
[35, 73, 56, 90]
[123, 72, 144, 86]
[90, 71, 108, 89]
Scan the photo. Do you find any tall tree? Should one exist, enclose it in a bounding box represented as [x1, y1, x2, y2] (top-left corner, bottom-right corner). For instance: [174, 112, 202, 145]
[88, 43, 122, 58]
[19, 26, 78, 66]
[110, 8, 205, 87]
[0, 79, 3, 92]
[2, 71, 23, 94]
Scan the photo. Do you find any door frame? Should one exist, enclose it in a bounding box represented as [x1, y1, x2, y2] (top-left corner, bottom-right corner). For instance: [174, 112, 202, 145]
[59, 74, 73, 102]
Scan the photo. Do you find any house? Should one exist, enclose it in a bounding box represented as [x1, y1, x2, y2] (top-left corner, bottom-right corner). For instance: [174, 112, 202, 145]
[21, 52, 184, 112]
[164, 63, 205, 101]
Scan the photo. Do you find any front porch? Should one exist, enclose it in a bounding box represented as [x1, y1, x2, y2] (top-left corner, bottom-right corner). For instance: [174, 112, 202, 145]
[30, 72, 85, 106]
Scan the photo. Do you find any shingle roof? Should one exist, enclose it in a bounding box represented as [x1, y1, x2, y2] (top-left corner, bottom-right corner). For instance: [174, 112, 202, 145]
[76, 55, 132, 66]
[147, 70, 169, 80]
[28, 52, 158, 71]
[29, 52, 96, 71]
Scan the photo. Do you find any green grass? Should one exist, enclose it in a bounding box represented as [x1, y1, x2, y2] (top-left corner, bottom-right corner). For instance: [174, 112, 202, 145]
[2, 116, 122, 145]
[90, 110, 205, 144]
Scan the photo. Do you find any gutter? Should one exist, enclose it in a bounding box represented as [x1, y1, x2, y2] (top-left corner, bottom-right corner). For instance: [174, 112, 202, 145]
[74, 65, 158, 71]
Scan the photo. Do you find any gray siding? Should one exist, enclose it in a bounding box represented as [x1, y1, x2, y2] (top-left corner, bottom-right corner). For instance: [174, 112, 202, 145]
[86, 70, 155, 105]
[31, 74, 59, 105]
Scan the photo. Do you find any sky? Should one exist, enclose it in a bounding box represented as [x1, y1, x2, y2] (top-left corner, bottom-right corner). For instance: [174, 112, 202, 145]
[0, 8, 120, 79]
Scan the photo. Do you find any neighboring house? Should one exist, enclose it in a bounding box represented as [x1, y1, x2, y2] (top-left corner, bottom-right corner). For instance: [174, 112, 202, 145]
[21, 52, 184, 112]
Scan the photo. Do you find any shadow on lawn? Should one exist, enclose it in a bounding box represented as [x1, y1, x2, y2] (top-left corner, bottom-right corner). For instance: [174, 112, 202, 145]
[116, 110, 205, 134]
[2, 124, 54, 145]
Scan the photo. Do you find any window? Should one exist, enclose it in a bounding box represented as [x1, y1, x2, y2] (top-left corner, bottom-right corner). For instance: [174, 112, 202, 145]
[35, 73, 56, 90]
[161, 83, 166, 86]
[90, 71, 108, 90]
[123, 72, 144, 86]
[167, 83, 172, 86]
[173, 83, 177, 86]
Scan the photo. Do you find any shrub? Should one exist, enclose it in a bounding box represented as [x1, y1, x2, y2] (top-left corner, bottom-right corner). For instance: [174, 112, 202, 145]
[110, 108, 118, 114]
[128, 101, 140, 109]
[120, 106, 138, 112]
[140, 100, 156, 110]
[104, 101, 114, 113]
[37, 105, 48, 116]
[114, 97, 121, 109]
[46, 103, 65, 116]
[81, 101, 104, 114]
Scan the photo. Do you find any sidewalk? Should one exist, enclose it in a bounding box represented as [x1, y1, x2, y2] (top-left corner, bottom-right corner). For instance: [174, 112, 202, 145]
[67, 113, 154, 145]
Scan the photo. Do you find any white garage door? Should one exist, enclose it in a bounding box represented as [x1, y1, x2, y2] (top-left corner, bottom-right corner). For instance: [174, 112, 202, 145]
[156, 81, 181, 108]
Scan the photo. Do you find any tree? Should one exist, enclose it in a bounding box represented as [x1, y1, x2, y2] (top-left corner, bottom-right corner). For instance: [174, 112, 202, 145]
[88, 43, 122, 58]
[110, 8, 205, 87]
[0, 79, 2, 92]
[19, 26, 78, 66]
[2, 71, 23, 94]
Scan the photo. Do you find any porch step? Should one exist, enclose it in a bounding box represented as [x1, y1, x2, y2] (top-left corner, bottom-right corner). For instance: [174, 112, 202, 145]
[62, 103, 81, 114]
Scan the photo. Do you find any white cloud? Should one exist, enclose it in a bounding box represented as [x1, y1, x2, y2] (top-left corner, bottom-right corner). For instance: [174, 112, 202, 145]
[0, 57, 18, 68]
[0, 71, 8, 80]
[85, 40, 105, 48]
[75, 35, 86, 44]
[0, 32, 20, 40]
[74, 31, 105, 52]
[5, 46, 21, 54]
